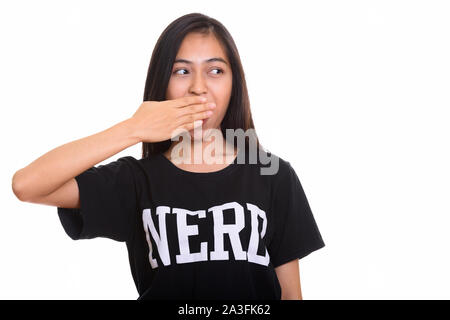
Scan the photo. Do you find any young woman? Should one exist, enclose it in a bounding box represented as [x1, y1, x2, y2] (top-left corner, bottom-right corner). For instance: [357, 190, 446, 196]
[12, 13, 325, 300]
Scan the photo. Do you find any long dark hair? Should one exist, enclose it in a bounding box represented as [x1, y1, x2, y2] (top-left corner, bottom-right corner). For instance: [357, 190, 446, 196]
[141, 12, 264, 159]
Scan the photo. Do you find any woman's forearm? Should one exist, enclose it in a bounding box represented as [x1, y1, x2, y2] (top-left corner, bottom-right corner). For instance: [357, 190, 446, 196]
[12, 118, 140, 201]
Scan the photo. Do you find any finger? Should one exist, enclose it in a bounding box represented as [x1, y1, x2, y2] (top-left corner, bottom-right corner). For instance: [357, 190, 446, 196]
[184, 119, 204, 131]
[177, 109, 213, 126]
[176, 102, 215, 118]
[171, 96, 207, 108]
[170, 120, 203, 139]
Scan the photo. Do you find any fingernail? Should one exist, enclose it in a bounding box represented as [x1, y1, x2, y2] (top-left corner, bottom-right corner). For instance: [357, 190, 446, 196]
[208, 103, 216, 108]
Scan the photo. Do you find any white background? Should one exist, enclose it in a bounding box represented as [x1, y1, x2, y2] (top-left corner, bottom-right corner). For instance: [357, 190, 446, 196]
[1, 0, 449, 299]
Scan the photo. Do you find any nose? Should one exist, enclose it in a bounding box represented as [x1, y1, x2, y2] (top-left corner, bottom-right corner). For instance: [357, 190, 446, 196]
[189, 72, 208, 96]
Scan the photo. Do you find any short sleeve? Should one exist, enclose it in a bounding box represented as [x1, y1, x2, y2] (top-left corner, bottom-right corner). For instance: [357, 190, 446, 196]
[57, 156, 138, 242]
[267, 162, 325, 268]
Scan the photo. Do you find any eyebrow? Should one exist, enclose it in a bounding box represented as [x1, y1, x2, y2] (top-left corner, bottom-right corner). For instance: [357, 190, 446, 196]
[174, 57, 228, 65]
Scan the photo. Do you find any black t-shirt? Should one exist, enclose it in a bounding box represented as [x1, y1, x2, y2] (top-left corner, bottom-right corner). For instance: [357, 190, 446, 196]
[57, 146, 325, 300]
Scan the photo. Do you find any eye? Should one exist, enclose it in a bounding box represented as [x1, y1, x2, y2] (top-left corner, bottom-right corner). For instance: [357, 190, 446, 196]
[173, 68, 188, 75]
[172, 68, 224, 76]
[210, 68, 224, 75]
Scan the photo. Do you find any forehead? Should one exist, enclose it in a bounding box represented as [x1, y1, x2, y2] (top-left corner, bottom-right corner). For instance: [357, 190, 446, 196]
[175, 32, 228, 64]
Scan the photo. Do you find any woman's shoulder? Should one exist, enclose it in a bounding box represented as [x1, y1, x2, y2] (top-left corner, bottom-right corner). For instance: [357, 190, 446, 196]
[253, 147, 293, 180]
[108, 154, 161, 176]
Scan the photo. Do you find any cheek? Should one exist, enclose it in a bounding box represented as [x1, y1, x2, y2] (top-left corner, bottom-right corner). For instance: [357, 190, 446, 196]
[166, 79, 186, 99]
[212, 91, 232, 118]
[210, 81, 232, 106]
[209, 98, 227, 120]
[211, 103, 230, 127]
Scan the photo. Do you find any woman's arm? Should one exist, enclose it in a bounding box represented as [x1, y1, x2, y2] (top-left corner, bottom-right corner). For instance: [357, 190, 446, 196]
[11, 118, 140, 202]
[275, 259, 303, 300]
[11, 96, 212, 203]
